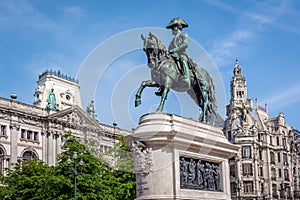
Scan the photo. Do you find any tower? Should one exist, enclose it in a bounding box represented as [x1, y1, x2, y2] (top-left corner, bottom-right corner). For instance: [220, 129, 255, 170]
[226, 59, 253, 123]
[33, 70, 82, 111]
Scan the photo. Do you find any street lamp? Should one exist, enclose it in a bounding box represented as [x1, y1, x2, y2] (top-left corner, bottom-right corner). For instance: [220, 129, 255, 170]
[236, 178, 241, 200]
[113, 121, 117, 148]
[68, 151, 84, 200]
[113, 121, 118, 169]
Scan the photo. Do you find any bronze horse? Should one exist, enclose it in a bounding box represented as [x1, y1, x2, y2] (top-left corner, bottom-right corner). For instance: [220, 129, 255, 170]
[135, 33, 217, 123]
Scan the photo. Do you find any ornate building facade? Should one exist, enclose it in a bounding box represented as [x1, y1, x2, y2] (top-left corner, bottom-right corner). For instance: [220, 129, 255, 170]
[0, 70, 129, 174]
[224, 60, 300, 200]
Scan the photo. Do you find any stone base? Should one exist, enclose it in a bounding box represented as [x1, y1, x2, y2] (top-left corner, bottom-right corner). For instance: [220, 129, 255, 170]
[125, 113, 239, 200]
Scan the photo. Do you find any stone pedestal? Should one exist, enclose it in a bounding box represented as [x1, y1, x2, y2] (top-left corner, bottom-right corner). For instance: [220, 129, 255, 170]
[125, 113, 239, 200]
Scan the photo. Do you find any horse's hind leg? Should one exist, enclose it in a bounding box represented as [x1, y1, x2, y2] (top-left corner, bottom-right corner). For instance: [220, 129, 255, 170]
[201, 91, 208, 123]
[156, 86, 170, 112]
[135, 80, 159, 107]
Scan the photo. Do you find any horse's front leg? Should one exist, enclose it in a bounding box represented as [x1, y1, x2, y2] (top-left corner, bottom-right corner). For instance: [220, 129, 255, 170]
[135, 80, 158, 107]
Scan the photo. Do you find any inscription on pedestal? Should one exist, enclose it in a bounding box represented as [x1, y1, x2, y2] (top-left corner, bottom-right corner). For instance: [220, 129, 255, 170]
[179, 156, 222, 191]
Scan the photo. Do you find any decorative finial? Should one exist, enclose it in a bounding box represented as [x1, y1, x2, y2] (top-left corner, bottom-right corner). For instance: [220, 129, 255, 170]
[265, 103, 268, 112]
[10, 93, 17, 100]
[255, 98, 258, 110]
[236, 58, 239, 65]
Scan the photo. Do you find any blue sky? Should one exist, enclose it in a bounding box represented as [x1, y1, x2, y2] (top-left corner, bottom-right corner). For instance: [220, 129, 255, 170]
[0, 0, 299, 130]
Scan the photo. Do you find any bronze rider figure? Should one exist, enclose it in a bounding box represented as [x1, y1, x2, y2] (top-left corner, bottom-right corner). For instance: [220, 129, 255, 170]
[155, 17, 190, 96]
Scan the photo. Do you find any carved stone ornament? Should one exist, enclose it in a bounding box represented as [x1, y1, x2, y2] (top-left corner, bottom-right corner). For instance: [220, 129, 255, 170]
[131, 141, 153, 177]
[60, 112, 86, 127]
[179, 156, 222, 191]
[0, 111, 8, 119]
[20, 116, 40, 126]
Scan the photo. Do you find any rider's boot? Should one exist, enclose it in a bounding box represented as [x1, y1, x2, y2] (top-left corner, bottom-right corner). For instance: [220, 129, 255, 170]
[181, 59, 191, 87]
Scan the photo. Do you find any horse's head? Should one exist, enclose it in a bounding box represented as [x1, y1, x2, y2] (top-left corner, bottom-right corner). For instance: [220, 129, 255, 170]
[141, 32, 166, 69]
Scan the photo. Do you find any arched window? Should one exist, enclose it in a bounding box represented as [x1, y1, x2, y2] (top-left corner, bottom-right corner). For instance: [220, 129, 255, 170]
[22, 150, 37, 163]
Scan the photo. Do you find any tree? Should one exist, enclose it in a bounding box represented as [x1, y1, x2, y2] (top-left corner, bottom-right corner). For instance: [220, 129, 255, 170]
[0, 133, 136, 200]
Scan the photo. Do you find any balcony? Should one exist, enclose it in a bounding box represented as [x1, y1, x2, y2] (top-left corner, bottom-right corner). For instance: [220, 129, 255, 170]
[294, 190, 300, 198]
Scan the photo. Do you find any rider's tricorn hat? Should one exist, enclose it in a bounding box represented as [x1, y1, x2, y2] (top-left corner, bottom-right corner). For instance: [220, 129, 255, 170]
[166, 17, 188, 29]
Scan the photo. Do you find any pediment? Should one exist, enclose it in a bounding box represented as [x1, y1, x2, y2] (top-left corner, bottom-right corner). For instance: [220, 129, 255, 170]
[47, 106, 100, 130]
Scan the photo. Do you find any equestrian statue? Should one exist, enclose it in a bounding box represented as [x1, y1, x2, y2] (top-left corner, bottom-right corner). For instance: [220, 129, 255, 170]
[135, 17, 217, 123]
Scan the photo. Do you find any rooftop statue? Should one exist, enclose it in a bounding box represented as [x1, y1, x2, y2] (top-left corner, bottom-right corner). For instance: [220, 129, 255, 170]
[135, 17, 217, 123]
[46, 89, 59, 111]
[86, 100, 97, 120]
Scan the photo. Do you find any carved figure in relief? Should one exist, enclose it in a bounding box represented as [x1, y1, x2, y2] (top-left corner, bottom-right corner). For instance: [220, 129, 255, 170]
[213, 165, 221, 191]
[196, 160, 204, 187]
[205, 163, 215, 190]
[180, 157, 188, 185]
[188, 159, 196, 184]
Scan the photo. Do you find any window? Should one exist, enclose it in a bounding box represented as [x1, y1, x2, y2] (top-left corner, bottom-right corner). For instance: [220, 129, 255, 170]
[243, 181, 253, 194]
[259, 150, 262, 160]
[26, 130, 32, 140]
[272, 184, 278, 198]
[283, 138, 287, 148]
[20, 129, 39, 142]
[270, 152, 275, 164]
[277, 152, 281, 163]
[259, 167, 263, 177]
[230, 182, 236, 194]
[284, 169, 290, 181]
[22, 151, 37, 165]
[271, 168, 276, 180]
[270, 136, 273, 145]
[0, 125, 6, 136]
[242, 146, 251, 158]
[278, 169, 282, 178]
[21, 129, 25, 139]
[230, 164, 236, 178]
[242, 163, 253, 176]
[277, 136, 280, 145]
[33, 132, 38, 141]
[66, 94, 71, 100]
[283, 153, 288, 165]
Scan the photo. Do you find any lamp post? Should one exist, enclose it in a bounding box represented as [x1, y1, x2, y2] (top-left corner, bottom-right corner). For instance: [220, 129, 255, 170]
[236, 178, 241, 200]
[113, 121, 117, 169]
[68, 151, 84, 200]
[113, 121, 117, 148]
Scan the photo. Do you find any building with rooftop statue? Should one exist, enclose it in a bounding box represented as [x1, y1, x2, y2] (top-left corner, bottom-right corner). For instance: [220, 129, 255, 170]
[0, 70, 130, 174]
[223, 60, 300, 200]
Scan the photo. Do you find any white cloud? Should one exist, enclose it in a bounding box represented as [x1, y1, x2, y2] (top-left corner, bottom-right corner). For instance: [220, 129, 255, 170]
[261, 82, 300, 111]
[63, 6, 84, 18]
[206, 0, 291, 67]
[0, 1, 58, 31]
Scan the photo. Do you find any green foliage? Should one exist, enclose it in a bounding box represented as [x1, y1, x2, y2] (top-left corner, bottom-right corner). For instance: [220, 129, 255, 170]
[0, 132, 136, 200]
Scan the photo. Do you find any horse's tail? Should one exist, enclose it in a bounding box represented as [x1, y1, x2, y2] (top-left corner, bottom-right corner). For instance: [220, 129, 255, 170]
[206, 72, 217, 117]
[192, 64, 217, 117]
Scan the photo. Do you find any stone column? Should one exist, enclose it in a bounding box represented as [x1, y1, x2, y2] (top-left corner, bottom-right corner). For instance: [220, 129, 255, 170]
[47, 131, 54, 166]
[9, 124, 20, 165]
[56, 132, 62, 158]
[41, 131, 47, 163]
[126, 113, 240, 200]
[53, 132, 57, 165]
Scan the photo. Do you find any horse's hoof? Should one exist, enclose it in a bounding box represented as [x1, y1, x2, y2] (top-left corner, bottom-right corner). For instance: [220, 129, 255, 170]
[135, 99, 141, 107]
[156, 107, 163, 112]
